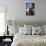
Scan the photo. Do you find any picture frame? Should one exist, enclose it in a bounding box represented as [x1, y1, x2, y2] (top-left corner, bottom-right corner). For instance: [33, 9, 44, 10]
[26, 3, 35, 16]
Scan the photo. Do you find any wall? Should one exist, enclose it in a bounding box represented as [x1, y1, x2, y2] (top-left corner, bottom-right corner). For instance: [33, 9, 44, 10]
[0, 0, 46, 22]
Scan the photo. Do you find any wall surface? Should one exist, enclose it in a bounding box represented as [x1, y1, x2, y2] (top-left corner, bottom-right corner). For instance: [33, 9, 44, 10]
[0, 0, 46, 22]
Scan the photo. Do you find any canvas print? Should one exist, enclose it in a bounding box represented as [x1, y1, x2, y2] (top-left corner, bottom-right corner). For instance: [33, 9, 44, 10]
[26, 3, 35, 16]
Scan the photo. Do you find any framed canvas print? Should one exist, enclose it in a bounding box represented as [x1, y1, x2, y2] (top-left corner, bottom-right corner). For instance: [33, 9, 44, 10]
[26, 3, 35, 16]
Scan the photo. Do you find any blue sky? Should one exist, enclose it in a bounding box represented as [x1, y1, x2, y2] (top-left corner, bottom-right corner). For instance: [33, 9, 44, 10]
[26, 3, 33, 8]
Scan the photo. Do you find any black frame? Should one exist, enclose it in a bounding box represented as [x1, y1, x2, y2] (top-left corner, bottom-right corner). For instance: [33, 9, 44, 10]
[26, 3, 35, 16]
